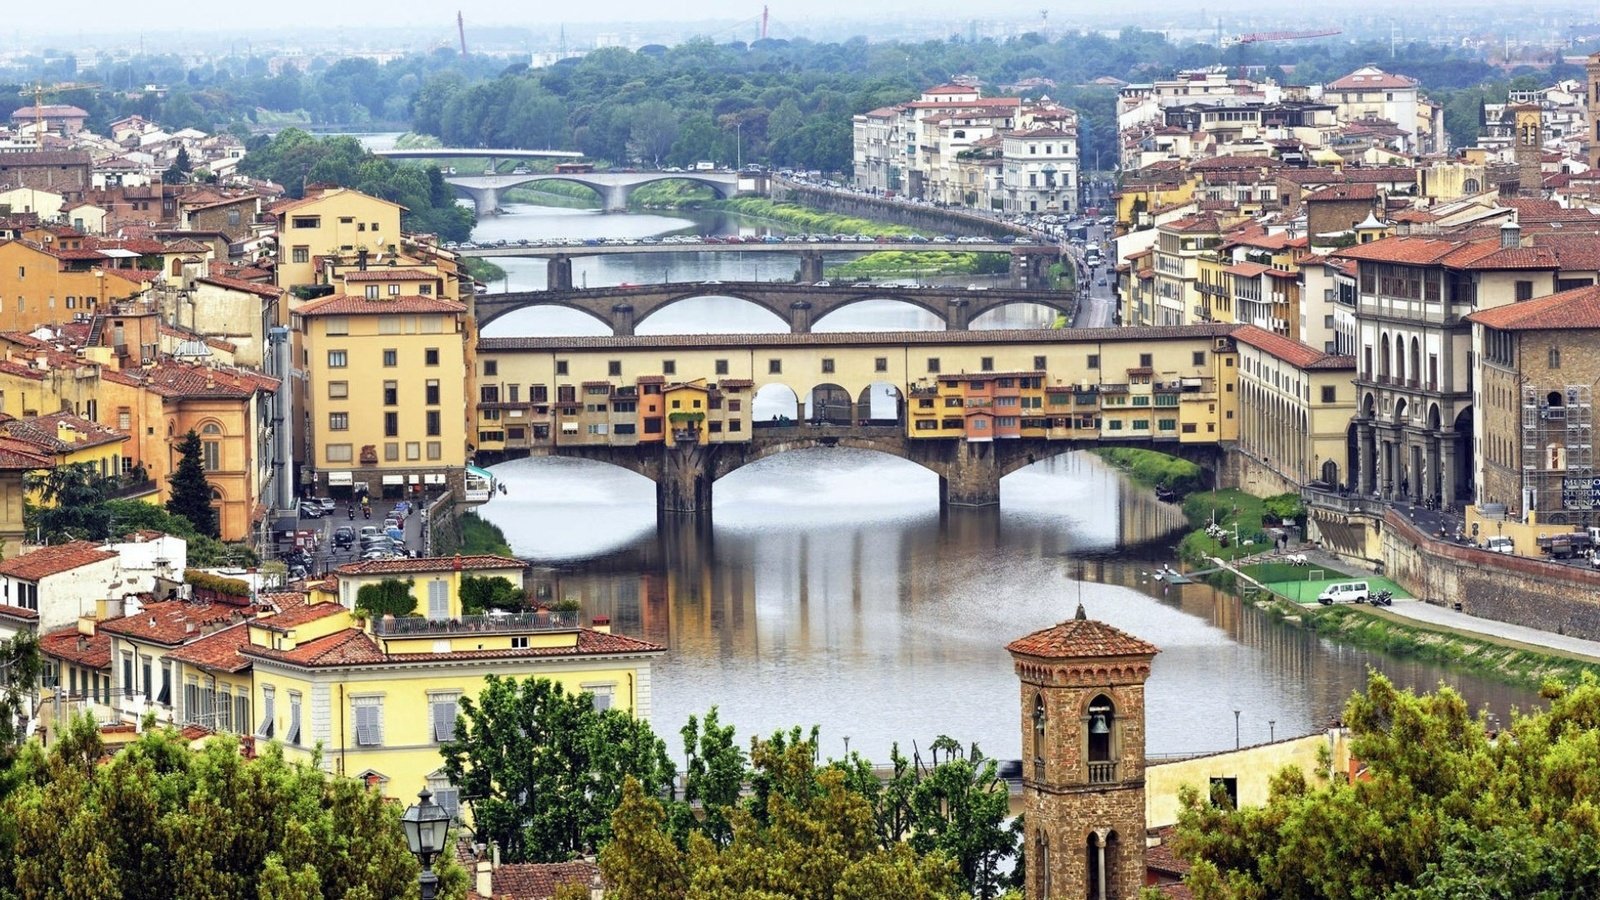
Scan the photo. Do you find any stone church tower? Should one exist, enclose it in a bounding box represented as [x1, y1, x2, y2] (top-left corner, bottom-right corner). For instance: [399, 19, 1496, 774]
[1007, 605, 1159, 900]
[1587, 52, 1600, 171]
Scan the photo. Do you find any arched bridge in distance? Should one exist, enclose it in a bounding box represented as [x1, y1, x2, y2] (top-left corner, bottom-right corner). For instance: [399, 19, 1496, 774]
[471, 325, 1239, 519]
[471, 282, 1079, 334]
[447, 171, 747, 216]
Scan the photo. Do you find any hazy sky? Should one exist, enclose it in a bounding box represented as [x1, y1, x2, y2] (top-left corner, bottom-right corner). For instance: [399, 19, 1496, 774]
[6, 0, 1585, 44]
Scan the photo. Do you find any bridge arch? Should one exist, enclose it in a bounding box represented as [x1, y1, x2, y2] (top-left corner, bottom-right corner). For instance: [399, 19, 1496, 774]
[473, 295, 618, 334]
[631, 288, 796, 332]
[808, 293, 956, 329]
[968, 297, 1076, 328]
[710, 435, 950, 485]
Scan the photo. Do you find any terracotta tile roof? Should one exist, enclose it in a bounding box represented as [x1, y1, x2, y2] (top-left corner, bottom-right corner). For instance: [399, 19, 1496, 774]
[0, 442, 50, 468]
[162, 621, 253, 673]
[163, 238, 211, 253]
[1189, 155, 1279, 171]
[0, 411, 128, 454]
[243, 628, 386, 667]
[0, 541, 116, 581]
[1006, 608, 1160, 660]
[1327, 68, 1417, 90]
[253, 600, 347, 633]
[469, 860, 601, 900]
[39, 626, 112, 669]
[1334, 236, 1558, 270]
[1467, 284, 1600, 330]
[1278, 167, 1416, 185]
[340, 268, 440, 282]
[1162, 213, 1224, 234]
[335, 555, 524, 577]
[295, 293, 466, 317]
[102, 360, 279, 398]
[97, 601, 253, 646]
[1530, 232, 1600, 271]
[1306, 182, 1379, 201]
[0, 603, 38, 621]
[1232, 325, 1342, 370]
[1223, 262, 1273, 279]
[196, 274, 284, 299]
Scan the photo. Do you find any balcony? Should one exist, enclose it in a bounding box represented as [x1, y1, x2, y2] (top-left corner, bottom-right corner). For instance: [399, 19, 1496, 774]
[373, 611, 579, 636]
[1088, 761, 1117, 785]
[106, 472, 158, 500]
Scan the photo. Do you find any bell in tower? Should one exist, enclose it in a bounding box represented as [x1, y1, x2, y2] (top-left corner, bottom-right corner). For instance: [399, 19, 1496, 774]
[1007, 602, 1160, 900]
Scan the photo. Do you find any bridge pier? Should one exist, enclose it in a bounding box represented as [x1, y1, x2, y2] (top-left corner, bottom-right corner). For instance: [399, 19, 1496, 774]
[657, 444, 715, 514]
[789, 300, 812, 333]
[461, 185, 501, 217]
[548, 255, 573, 291]
[601, 184, 631, 213]
[1010, 253, 1050, 289]
[799, 250, 825, 284]
[939, 442, 1001, 508]
[947, 298, 972, 330]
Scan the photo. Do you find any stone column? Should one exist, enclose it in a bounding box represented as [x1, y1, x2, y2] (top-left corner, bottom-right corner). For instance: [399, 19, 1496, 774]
[610, 303, 636, 337]
[656, 443, 715, 515]
[1356, 422, 1374, 494]
[788, 300, 812, 334]
[1440, 436, 1458, 507]
[1427, 437, 1442, 505]
[547, 255, 573, 291]
[799, 250, 826, 284]
[939, 443, 1001, 508]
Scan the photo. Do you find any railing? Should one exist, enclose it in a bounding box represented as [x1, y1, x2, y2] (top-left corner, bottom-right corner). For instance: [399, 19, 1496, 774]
[106, 474, 158, 499]
[373, 611, 579, 636]
[1088, 761, 1117, 785]
[1302, 486, 1384, 515]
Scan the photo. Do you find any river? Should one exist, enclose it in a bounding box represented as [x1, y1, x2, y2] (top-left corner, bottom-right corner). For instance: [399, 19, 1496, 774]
[467, 201, 1536, 764]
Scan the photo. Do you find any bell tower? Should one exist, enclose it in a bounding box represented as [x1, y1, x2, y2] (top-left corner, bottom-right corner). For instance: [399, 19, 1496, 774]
[1587, 52, 1600, 171]
[1008, 604, 1159, 900]
[1512, 104, 1543, 196]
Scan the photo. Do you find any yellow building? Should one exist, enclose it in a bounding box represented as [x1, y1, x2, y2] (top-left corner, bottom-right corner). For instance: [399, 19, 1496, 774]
[293, 292, 470, 499]
[0, 239, 150, 329]
[240, 555, 666, 804]
[1232, 325, 1357, 492]
[0, 411, 136, 503]
[270, 188, 404, 295]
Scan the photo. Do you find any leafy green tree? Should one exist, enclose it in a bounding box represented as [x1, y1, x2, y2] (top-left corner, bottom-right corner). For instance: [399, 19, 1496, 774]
[458, 576, 523, 614]
[1172, 672, 1600, 900]
[904, 738, 1016, 899]
[103, 499, 256, 567]
[164, 145, 192, 184]
[601, 728, 961, 899]
[25, 462, 117, 542]
[668, 707, 747, 847]
[2, 719, 467, 899]
[0, 630, 40, 792]
[354, 578, 416, 618]
[166, 429, 218, 539]
[441, 675, 675, 863]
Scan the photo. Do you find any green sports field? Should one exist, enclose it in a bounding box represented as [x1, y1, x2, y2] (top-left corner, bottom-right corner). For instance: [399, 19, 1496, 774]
[1241, 562, 1413, 606]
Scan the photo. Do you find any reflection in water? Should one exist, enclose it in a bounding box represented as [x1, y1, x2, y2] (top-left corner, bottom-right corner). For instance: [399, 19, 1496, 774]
[480, 451, 1535, 763]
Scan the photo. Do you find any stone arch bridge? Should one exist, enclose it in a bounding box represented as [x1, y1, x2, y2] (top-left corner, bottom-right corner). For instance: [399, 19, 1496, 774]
[486, 427, 1223, 516]
[473, 282, 1076, 334]
[444, 171, 746, 216]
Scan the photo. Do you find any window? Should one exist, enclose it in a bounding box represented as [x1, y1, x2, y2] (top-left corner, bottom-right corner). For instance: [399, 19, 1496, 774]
[406, 442, 421, 460]
[1209, 776, 1239, 809]
[1321, 385, 1337, 403]
[427, 580, 448, 620]
[325, 444, 353, 463]
[117, 408, 131, 430]
[480, 385, 500, 403]
[428, 774, 461, 819]
[328, 381, 349, 399]
[1158, 418, 1177, 431]
[981, 357, 994, 372]
[384, 412, 398, 437]
[1140, 353, 1153, 367]
[327, 350, 347, 368]
[352, 697, 383, 747]
[769, 359, 782, 374]
[426, 410, 441, 436]
[382, 348, 397, 367]
[427, 441, 442, 460]
[609, 360, 623, 377]
[928, 357, 941, 374]
[421, 380, 439, 405]
[324, 316, 349, 336]
[328, 412, 349, 431]
[291, 216, 320, 229]
[387, 284, 402, 296]
[1087, 354, 1100, 369]
[663, 360, 676, 375]
[875, 357, 888, 373]
[287, 691, 303, 745]
[122, 651, 134, 698]
[431, 692, 461, 743]
[383, 381, 398, 405]
[584, 683, 616, 712]
[157, 662, 171, 706]
[257, 686, 275, 739]
[510, 636, 530, 649]
[291, 246, 309, 264]
[1516, 280, 1534, 301]
[556, 361, 569, 376]
[1193, 351, 1206, 366]
[385, 443, 399, 461]
[714, 359, 728, 376]
[1033, 355, 1046, 370]
[821, 358, 834, 374]
[483, 360, 500, 376]
[424, 348, 439, 366]
[364, 285, 380, 300]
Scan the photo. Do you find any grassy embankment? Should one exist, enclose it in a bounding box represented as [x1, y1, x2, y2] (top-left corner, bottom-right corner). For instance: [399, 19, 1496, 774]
[1099, 446, 1600, 686]
[461, 258, 506, 283]
[459, 512, 514, 556]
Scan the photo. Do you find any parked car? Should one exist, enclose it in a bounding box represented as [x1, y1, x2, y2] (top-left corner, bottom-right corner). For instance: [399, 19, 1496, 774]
[333, 526, 356, 549]
[1485, 536, 1515, 554]
[318, 497, 337, 512]
[298, 502, 323, 519]
[1316, 581, 1369, 605]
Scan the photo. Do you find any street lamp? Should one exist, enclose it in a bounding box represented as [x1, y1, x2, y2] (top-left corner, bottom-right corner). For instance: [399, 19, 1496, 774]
[402, 788, 451, 900]
[1269, 719, 1276, 742]
[1233, 709, 1241, 749]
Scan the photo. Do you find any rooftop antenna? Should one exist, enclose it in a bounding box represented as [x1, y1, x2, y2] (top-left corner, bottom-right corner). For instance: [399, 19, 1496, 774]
[458, 11, 468, 57]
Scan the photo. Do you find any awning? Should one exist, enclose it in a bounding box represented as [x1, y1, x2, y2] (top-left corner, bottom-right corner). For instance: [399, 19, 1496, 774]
[381, 475, 404, 485]
[327, 471, 353, 486]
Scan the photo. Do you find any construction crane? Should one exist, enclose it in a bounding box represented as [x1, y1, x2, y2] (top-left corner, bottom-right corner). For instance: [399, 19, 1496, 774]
[457, 11, 467, 57]
[1222, 28, 1341, 48]
[16, 81, 101, 148]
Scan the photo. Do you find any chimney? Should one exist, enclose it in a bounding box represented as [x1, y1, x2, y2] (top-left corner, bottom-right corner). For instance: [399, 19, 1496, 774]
[591, 615, 611, 635]
[1501, 218, 1521, 250]
[56, 421, 78, 445]
[475, 857, 493, 899]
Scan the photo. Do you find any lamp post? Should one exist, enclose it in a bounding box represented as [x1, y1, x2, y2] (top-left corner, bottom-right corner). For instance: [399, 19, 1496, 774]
[402, 788, 451, 900]
[1269, 719, 1276, 742]
[1233, 709, 1241, 749]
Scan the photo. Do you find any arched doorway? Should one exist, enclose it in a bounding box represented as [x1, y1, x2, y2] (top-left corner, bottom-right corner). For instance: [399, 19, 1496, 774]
[806, 383, 853, 425]
[1453, 406, 1474, 503]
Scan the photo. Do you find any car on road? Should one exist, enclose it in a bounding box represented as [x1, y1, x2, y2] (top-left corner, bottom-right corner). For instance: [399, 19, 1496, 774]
[298, 502, 323, 519]
[1316, 581, 1369, 605]
[318, 497, 336, 512]
[333, 526, 355, 549]
[359, 526, 381, 539]
[813, 280, 831, 287]
[1485, 536, 1515, 554]
[361, 548, 397, 560]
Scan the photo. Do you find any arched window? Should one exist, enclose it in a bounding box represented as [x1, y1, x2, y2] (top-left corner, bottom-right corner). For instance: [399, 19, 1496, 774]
[1036, 829, 1052, 899]
[1086, 833, 1102, 900]
[1086, 694, 1115, 785]
[1380, 335, 1391, 378]
[1032, 693, 1047, 766]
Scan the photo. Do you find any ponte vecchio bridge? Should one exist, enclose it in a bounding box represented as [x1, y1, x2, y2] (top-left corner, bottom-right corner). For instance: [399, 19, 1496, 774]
[473, 325, 1239, 517]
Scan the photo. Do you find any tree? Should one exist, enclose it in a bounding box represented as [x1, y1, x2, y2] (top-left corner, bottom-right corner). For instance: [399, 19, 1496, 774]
[2, 719, 468, 899]
[441, 675, 675, 863]
[669, 707, 746, 848]
[1170, 673, 1600, 900]
[355, 578, 416, 618]
[601, 728, 961, 900]
[25, 462, 118, 542]
[459, 576, 523, 614]
[0, 630, 40, 793]
[164, 145, 192, 184]
[904, 739, 1017, 899]
[167, 429, 218, 539]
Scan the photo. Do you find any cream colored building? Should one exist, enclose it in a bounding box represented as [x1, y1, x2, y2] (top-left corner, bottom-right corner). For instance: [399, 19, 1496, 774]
[1232, 325, 1356, 492]
[270, 188, 404, 296]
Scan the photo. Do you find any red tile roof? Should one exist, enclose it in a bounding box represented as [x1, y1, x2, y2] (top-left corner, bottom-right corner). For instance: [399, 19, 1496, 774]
[1334, 236, 1558, 270]
[334, 555, 525, 576]
[102, 360, 279, 398]
[243, 628, 386, 667]
[0, 411, 128, 454]
[0, 603, 38, 621]
[1530, 232, 1600, 271]
[1232, 325, 1351, 370]
[97, 601, 253, 646]
[0, 541, 116, 581]
[196, 274, 284, 299]
[1327, 68, 1417, 90]
[1467, 284, 1600, 330]
[39, 625, 112, 669]
[1006, 608, 1160, 660]
[1306, 182, 1379, 201]
[1223, 262, 1273, 279]
[340, 268, 440, 282]
[295, 293, 466, 317]
[469, 860, 601, 900]
[162, 621, 253, 673]
[242, 626, 663, 669]
[253, 600, 347, 633]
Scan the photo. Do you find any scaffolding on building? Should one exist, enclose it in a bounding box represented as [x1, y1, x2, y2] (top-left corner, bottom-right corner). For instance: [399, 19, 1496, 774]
[1524, 384, 1594, 525]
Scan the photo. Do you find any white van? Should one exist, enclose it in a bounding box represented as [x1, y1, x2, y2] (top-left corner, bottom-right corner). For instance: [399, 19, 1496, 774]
[1316, 581, 1369, 605]
[1485, 536, 1514, 555]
